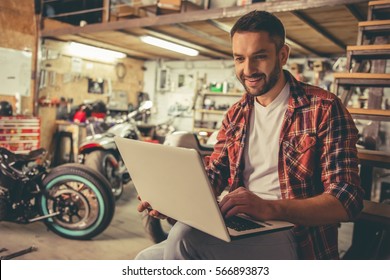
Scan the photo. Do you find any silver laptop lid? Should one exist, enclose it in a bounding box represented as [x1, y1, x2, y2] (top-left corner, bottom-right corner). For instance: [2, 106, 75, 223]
[114, 137, 231, 242]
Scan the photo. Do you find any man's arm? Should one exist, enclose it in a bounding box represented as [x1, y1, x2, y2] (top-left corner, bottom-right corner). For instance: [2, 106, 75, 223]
[219, 187, 349, 226]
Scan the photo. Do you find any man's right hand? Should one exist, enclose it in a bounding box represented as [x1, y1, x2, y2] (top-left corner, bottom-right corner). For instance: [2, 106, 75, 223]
[137, 196, 167, 219]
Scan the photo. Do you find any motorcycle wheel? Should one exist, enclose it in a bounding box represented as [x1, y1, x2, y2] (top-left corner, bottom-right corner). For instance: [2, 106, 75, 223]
[141, 210, 175, 243]
[84, 150, 124, 200]
[39, 163, 115, 240]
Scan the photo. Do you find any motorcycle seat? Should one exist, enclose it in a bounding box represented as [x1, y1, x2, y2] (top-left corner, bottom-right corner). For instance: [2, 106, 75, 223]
[23, 148, 47, 161]
[0, 147, 46, 164]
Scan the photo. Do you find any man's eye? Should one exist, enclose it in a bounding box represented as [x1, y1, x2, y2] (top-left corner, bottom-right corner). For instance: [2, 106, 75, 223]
[255, 55, 267, 60]
[234, 57, 244, 62]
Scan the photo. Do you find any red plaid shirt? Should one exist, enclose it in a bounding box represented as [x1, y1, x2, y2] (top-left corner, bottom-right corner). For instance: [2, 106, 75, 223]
[206, 70, 364, 259]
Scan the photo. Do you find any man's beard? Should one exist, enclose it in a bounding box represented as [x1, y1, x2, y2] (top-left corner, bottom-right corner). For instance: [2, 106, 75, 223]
[239, 60, 281, 97]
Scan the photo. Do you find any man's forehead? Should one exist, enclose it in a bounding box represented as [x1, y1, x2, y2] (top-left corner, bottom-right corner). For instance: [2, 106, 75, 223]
[232, 32, 276, 52]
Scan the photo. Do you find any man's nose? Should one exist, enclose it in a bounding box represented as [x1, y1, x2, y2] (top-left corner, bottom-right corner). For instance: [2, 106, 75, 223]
[243, 59, 257, 76]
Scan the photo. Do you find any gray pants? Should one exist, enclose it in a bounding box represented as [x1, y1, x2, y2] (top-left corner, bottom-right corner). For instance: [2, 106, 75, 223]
[135, 222, 299, 260]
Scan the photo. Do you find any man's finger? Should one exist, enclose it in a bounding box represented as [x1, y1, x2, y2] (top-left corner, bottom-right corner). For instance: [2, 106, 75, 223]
[149, 209, 167, 219]
[137, 201, 151, 212]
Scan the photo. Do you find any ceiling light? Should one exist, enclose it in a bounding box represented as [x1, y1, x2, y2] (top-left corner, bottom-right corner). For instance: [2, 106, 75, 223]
[140, 36, 199, 57]
[68, 42, 126, 62]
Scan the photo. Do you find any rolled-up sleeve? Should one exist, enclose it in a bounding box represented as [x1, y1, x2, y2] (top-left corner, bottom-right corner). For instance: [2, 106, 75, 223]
[319, 98, 364, 220]
[205, 120, 231, 196]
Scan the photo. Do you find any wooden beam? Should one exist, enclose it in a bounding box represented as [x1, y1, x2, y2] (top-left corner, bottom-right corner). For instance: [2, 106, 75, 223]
[102, 0, 111, 23]
[291, 10, 346, 50]
[33, 13, 41, 116]
[286, 38, 323, 57]
[345, 3, 365, 21]
[174, 23, 231, 48]
[41, 0, 369, 37]
[45, 7, 105, 19]
[206, 19, 231, 33]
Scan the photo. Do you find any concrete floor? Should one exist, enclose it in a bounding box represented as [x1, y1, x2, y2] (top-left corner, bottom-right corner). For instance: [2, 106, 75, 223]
[0, 182, 354, 260]
[0, 182, 154, 260]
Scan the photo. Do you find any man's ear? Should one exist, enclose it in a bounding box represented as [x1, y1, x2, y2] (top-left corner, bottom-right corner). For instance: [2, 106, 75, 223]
[279, 44, 290, 66]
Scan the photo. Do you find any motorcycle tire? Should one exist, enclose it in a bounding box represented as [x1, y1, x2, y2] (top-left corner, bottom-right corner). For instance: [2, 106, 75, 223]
[84, 150, 124, 200]
[141, 210, 175, 244]
[39, 163, 115, 240]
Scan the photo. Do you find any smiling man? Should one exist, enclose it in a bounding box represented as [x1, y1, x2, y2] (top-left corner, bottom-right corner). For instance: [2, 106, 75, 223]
[136, 10, 364, 260]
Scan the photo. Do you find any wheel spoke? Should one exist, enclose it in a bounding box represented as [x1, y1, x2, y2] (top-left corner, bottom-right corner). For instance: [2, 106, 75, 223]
[46, 186, 93, 229]
[77, 183, 88, 192]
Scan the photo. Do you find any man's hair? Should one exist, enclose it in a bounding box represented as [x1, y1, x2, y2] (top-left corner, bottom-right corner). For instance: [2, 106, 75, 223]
[230, 10, 286, 51]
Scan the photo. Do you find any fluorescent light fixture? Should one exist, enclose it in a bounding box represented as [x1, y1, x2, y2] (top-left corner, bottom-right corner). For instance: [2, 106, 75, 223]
[68, 42, 126, 62]
[140, 36, 199, 57]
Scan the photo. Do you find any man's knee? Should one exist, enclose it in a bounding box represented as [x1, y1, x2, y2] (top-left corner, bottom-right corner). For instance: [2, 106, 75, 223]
[167, 222, 194, 241]
[134, 249, 150, 260]
[134, 241, 166, 260]
[164, 222, 202, 259]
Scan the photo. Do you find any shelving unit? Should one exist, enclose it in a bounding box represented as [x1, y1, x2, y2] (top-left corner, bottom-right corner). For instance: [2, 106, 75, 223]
[333, 0, 390, 260]
[192, 91, 242, 134]
[0, 116, 41, 154]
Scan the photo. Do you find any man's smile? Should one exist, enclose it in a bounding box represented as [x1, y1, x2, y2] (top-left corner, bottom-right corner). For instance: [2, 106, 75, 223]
[244, 75, 265, 88]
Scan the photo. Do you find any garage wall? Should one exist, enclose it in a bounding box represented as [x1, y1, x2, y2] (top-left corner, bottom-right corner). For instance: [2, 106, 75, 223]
[38, 39, 145, 152]
[143, 59, 242, 132]
[0, 0, 37, 115]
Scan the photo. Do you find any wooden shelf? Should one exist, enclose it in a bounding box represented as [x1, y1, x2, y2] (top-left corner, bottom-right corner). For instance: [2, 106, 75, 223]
[195, 109, 226, 115]
[202, 92, 243, 97]
[347, 44, 390, 51]
[368, 0, 390, 21]
[333, 72, 390, 87]
[358, 19, 390, 27]
[193, 90, 242, 134]
[369, 0, 390, 6]
[357, 19, 390, 44]
[347, 44, 390, 57]
[346, 44, 390, 69]
[348, 108, 390, 121]
[357, 148, 390, 168]
[360, 200, 390, 225]
[333, 72, 390, 79]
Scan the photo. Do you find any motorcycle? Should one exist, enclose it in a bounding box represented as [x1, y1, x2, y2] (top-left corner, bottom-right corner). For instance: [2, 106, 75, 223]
[141, 131, 216, 243]
[0, 147, 115, 240]
[78, 101, 153, 200]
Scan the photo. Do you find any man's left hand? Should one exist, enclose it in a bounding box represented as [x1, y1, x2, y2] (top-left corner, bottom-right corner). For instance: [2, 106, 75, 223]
[219, 187, 274, 221]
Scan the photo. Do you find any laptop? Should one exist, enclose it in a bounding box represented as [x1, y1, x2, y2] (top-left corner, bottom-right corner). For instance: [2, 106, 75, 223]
[114, 137, 294, 242]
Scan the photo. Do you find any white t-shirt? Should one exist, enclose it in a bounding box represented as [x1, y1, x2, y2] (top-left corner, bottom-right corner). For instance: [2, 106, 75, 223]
[243, 82, 290, 200]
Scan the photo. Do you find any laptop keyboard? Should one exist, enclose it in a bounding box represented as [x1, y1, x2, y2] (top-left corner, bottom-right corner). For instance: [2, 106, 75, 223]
[225, 216, 265, 231]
